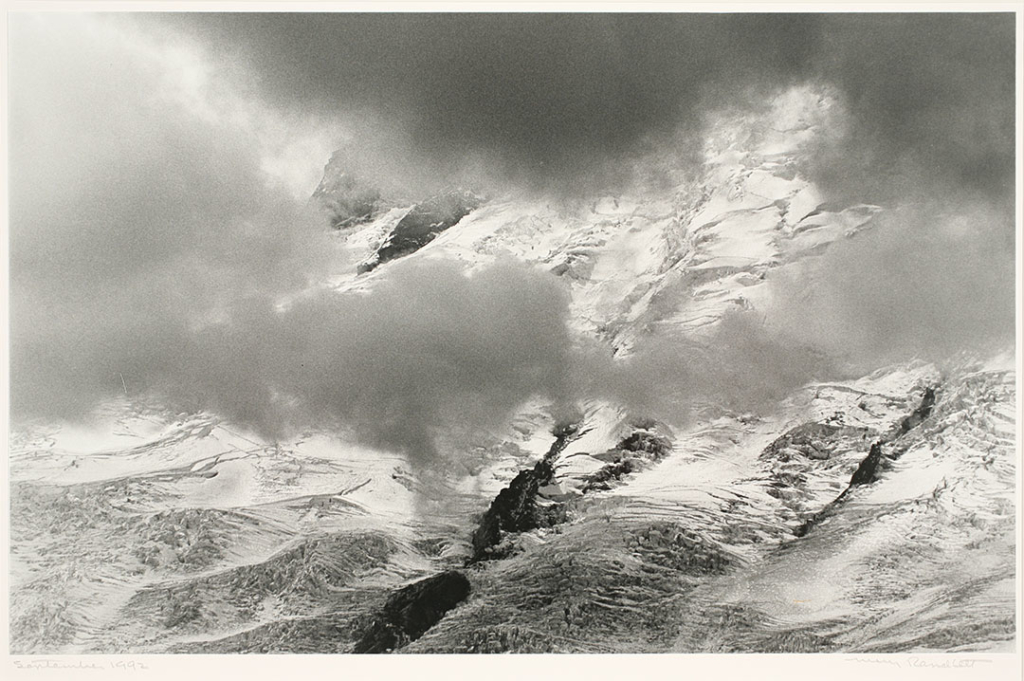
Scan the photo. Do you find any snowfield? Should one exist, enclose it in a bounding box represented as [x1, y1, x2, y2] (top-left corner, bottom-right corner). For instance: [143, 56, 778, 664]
[8, 88, 1017, 654]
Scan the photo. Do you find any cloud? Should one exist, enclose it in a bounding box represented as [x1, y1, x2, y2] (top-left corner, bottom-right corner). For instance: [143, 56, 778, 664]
[566, 311, 836, 425]
[7, 15, 579, 466]
[143, 13, 825, 195]
[8, 14, 338, 421]
[7, 13, 1016, 469]
[169, 259, 576, 460]
[763, 203, 1017, 371]
[142, 12, 1015, 204]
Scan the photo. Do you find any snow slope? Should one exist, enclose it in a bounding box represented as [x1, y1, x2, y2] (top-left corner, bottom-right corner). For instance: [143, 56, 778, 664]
[8, 87, 1016, 654]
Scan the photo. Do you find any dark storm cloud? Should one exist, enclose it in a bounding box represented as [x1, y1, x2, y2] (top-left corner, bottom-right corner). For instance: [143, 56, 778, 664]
[147, 13, 822, 193]
[807, 13, 1017, 207]
[7, 15, 579, 464]
[7, 12, 1018, 465]
[148, 12, 1015, 202]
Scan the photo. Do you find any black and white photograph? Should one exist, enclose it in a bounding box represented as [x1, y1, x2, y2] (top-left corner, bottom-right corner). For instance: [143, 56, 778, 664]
[3, 4, 1021, 672]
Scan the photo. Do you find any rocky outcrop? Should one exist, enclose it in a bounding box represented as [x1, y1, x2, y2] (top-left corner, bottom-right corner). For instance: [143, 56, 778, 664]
[847, 441, 884, 487]
[582, 427, 672, 493]
[469, 458, 566, 562]
[760, 421, 874, 463]
[360, 188, 484, 273]
[890, 387, 936, 440]
[795, 386, 939, 537]
[352, 571, 471, 653]
[469, 421, 674, 562]
[469, 423, 579, 563]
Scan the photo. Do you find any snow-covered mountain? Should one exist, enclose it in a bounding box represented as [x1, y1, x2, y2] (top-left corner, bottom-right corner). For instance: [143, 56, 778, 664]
[8, 87, 1016, 654]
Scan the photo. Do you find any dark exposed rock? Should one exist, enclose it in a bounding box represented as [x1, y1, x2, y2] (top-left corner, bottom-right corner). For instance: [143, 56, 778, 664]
[352, 571, 471, 653]
[469, 463, 554, 561]
[848, 442, 884, 487]
[795, 385, 939, 538]
[360, 188, 483, 272]
[582, 457, 639, 493]
[617, 430, 673, 458]
[760, 421, 873, 463]
[582, 427, 672, 493]
[892, 386, 936, 438]
[854, 385, 937, 486]
[469, 421, 674, 560]
[469, 459, 563, 562]
[468, 423, 580, 563]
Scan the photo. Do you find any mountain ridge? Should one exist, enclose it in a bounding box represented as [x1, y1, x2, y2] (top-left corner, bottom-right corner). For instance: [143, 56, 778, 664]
[7, 86, 1016, 654]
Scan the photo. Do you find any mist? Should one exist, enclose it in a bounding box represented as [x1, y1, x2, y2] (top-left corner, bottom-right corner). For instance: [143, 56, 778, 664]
[7, 15, 579, 466]
[8, 14, 337, 422]
[139, 13, 1015, 203]
[144, 13, 822, 197]
[763, 203, 1017, 372]
[805, 14, 1016, 208]
[7, 13, 1017, 467]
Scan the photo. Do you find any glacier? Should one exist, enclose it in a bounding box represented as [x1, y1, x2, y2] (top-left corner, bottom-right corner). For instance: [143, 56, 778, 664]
[8, 86, 1017, 655]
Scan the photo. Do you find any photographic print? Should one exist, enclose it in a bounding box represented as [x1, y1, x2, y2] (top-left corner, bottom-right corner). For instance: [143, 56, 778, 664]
[5, 6, 1019, 664]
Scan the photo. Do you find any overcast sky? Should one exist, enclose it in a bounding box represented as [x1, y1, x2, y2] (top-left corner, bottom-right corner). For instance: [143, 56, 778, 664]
[134, 12, 1017, 199]
[6, 12, 1017, 456]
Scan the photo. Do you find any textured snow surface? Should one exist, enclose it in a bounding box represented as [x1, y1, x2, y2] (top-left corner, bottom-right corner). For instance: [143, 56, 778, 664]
[8, 87, 1017, 654]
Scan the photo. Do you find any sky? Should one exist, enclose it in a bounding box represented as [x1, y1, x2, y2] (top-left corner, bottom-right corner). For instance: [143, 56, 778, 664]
[146, 12, 1016, 202]
[6, 11, 1018, 463]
